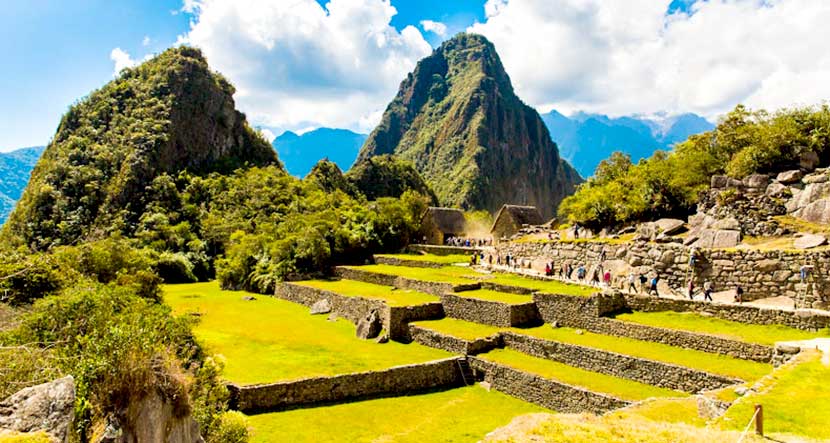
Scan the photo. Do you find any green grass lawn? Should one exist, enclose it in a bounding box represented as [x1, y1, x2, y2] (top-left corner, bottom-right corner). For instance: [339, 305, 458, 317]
[163, 282, 450, 385]
[246, 385, 546, 443]
[514, 326, 770, 381]
[478, 348, 685, 401]
[376, 253, 472, 265]
[716, 350, 830, 439]
[453, 289, 533, 305]
[613, 311, 830, 346]
[411, 318, 503, 341]
[486, 274, 597, 297]
[291, 279, 439, 306]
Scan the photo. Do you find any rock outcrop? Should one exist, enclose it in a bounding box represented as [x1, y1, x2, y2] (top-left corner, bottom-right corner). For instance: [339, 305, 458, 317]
[96, 391, 204, 443]
[356, 33, 581, 218]
[0, 376, 75, 442]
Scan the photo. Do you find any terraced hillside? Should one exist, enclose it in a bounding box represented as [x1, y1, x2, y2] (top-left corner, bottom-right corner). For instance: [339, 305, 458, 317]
[164, 252, 830, 441]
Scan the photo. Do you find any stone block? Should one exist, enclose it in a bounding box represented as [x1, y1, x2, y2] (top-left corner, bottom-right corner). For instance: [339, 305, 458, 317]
[793, 233, 827, 250]
[776, 170, 803, 184]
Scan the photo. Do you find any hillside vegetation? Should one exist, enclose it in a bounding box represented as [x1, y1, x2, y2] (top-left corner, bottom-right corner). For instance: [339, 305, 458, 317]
[559, 105, 830, 229]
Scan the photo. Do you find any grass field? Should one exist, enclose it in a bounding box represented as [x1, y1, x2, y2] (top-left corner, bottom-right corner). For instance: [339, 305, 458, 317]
[613, 311, 830, 346]
[717, 350, 830, 439]
[478, 348, 685, 401]
[163, 282, 450, 384]
[376, 253, 472, 264]
[516, 326, 770, 381]
[246, 385, 547, 443]
[411, 318, 503, 341]
[291, 279, 439, 306]
[454, 289, 534, 305]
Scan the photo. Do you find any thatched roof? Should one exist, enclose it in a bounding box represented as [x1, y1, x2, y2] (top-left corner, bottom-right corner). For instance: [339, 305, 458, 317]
[491, 205, 544, 231]
[422, 207, 466, 234]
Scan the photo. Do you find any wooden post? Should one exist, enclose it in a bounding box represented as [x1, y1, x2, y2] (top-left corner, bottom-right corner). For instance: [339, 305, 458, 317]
[754, 404, 763, 436]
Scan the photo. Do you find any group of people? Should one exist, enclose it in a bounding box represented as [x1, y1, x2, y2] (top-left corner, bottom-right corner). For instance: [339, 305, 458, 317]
[446, 236, 491, 247]
[542, 261, 613, 288]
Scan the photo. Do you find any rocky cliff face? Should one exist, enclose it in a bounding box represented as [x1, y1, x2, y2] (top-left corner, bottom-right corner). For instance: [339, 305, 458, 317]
[357, 33, 581, 218]
[3, 47, 278, 249]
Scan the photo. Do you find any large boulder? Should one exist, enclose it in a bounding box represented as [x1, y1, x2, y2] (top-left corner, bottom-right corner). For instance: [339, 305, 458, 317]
[793, 233, 828, 250]
[800, 151, 820, 171]
[692, 229, 741, 249]
[653, 218, 686, 236]
[711, 217, 741, 231]
[310, 299, 332, 315]
[743, 174, 769, 189]
[356, 310, 382, 339]
[785, 182, 830, 213]
[802, 172, 829, 184]
[97, 390, 204, 443]
[710, 175, 728, 189]
[776, 170, 803, 184]
[0, 376, 75, 442]
[793, 198, 830, 224]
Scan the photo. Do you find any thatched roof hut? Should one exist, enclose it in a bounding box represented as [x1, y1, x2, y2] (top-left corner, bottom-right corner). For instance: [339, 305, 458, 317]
[419, 207, 466, 244]
[490, 205, 544, 242]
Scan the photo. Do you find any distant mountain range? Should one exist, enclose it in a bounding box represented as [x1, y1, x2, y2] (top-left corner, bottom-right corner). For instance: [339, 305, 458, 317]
[0, 146, 44, 225]
[541, 110, 714, 178]
[272, 128, 367, 177]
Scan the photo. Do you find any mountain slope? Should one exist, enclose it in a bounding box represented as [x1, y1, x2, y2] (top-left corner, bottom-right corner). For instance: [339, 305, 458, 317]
[356, 33, 581, 218]
[541, 111, 714, 177]
[272, 128, 367, 177]
[0, 146, 45, 224]
[2, 47, 278, 249]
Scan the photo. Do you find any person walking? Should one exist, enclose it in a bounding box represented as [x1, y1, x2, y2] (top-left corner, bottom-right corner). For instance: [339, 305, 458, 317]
[734, 285, 744, 303]
[649, 274, 660, 296]
[545, 263, 551, 276]
[577, 265, 586, 281]
[638, 273, 648, 294]
[687, 280, 695, 300]
[603, 270, 612, 287]
[703, 280, 714, 302]
[627, 272, 637, 293]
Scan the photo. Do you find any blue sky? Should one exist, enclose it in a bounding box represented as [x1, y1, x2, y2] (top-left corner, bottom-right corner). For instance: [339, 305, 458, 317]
[4, 0, 830, 151]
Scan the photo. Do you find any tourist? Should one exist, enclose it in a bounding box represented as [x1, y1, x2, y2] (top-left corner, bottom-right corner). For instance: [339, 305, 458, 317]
[496, 255, 502, 265]
[603, 270, 612, 287]
[577, 265, 586, 281]
[638, 273, 647, 294]
[687, 280, 695, 300]
[573, 224, 580, 239]
[590, 267, 600, 286]
[649, 274, 659, 296]
[800, 264, 813, 283]
[703, 280, 713, 302]
[506, 253, 512, 267]
[627, 272, 637, 293]
[689, 247, 699, 267]
[470, 253, 477, 266]
[566, 263, 574, 280]
[734, 285, 744, 303]
[545, 263, 551, 276]
[599, 249, 607, 262]
[488, 254, 493, 265]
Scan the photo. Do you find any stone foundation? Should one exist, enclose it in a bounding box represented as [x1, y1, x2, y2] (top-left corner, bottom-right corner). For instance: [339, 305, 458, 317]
[468, 357, 630, 413]
[229, 357, 464, 413]
[502, 332, 741, 392]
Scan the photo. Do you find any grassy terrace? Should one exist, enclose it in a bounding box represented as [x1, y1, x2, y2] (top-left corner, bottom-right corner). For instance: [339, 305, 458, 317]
[454, 289, 533, 305]
[479, 348, 685, 401]
[247, 385, 546, 443]
[717, 350, 830, 439]
[163, 282, 450, 385]
[291, 279, 438, 306]
[518, 326, 770, 381]
[375, 253, 471, 264]
[614, 311, 830, 346]
[348, 264, 596, 296]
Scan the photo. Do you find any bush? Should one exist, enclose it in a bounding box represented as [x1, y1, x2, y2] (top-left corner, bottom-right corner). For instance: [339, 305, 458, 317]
[0, 251, 64, 305]
[209, 411, 250, 443]
[156, 251, 198, 283]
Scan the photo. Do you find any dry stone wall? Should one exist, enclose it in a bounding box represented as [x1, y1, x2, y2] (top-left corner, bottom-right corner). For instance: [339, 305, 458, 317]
[409, 325, 502, 354]
[497, 240, 830, 309]
[408, 244, 481, 255]
[229, 358, 463, 413]
[468, 357, 630, 413]
[334, 266, 480, 296]
[440, 293, 540, 327]
[374, 256, 444, 268]
[501, 332, 741, 391]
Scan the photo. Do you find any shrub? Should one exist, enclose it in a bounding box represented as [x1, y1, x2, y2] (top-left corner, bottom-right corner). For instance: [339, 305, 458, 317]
[156, 251, 198, 283]
[209, 411, 250, 443]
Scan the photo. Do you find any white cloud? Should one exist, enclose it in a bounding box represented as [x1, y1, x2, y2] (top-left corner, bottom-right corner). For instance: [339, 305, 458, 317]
[420, 19, 447, 37]
[142, 35, 151, 46]
[469, 0, 830, 119]
[179, 0, 432, 133]
[109, 47, 137, 75]
[258, 127, 276, 142]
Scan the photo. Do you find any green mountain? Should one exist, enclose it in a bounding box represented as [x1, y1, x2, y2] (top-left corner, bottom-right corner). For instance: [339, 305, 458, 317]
[356, 33, 581, 218]
[0, 145, 44, 224]
[2, 47, 278, 249]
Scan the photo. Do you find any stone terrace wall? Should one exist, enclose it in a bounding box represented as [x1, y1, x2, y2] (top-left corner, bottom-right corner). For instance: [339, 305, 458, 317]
[334, 267, 481, 296]
[502, 332, 740, 391]
[229, 358, 464, 413]
[533, 292, 627, 325]
[468, 357, 630, 413]
[497, 240, 830, 308]
[275, 283, 443, 341]
[374, 256, 444, 269]
[409, 325, 502, 355]
[408, 244, 481, 255]
[440, 293, 540, 327]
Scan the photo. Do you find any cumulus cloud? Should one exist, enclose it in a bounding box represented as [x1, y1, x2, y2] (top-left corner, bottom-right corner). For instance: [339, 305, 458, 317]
[142, 35, 151, 46]
[469, 0, 830, 119]
[258, 127, 276, 142]
[109, 47, 137, 75]
[420, 19, 447, 36]
[179, 0, 432, 133]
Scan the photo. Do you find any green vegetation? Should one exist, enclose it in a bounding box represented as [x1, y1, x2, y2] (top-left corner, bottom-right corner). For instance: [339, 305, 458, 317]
[246, 385, 546, 443]
[345, 155, 438, 203]
[163, 282, 449, 384]
[411, 318, 503, 341]
[614, 311, 830, 346]
[560, 105, 830, 229]
[375, 253, 471, 264]
[516, 326, 770, 381]
[454, 289, 533, 305]
[0, 432, 53, 443]
[291, 279, 438, 306]
[479, 348, 684, 401]
[717, 350, 830, 439]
